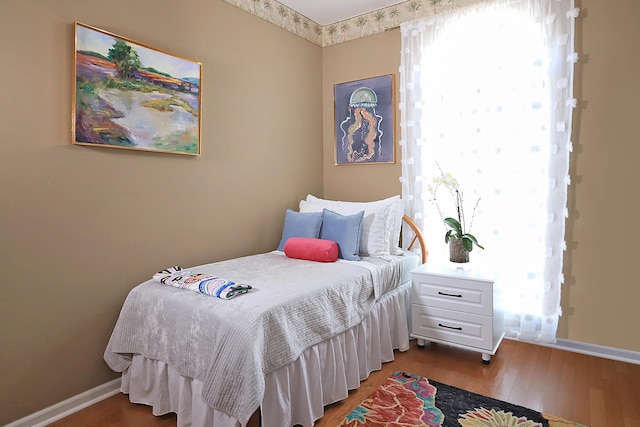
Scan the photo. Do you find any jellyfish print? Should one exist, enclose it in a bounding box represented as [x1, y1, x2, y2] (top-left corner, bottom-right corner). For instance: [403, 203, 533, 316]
[339, 87, 384, 163]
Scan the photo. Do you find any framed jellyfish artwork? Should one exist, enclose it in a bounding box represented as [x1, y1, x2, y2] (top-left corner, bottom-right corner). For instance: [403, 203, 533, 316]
[73, 22, 202, 155]
[333, 74, 395, 165]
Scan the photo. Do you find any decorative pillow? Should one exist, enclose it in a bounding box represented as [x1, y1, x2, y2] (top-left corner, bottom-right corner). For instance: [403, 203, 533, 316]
[319, 208, 364, 261]
[277, 209, 323, 251]
[284, 237, 339, 262]
[300, 195, 402, 259]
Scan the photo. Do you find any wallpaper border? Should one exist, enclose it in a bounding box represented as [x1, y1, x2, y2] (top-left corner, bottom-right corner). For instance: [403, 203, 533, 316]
[224, 0, 484, 47]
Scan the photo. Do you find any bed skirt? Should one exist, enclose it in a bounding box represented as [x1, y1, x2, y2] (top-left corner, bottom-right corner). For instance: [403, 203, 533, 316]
[120, 281, 411, 427]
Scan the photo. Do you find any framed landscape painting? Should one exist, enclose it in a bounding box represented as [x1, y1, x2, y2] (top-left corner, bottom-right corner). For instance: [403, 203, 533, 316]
[73, 22, 202, 155]
[334, 74, 395, 165]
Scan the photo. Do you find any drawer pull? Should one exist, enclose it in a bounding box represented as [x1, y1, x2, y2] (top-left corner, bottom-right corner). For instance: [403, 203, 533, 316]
[438, 291, 462, 298]
[438, 323, 463, 331]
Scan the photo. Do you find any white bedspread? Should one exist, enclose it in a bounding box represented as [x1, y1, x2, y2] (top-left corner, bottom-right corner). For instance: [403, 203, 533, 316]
[104, 251, 408, 426]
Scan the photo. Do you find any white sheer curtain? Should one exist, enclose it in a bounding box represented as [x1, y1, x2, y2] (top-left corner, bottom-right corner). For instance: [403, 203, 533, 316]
[399, 0, 578, 343]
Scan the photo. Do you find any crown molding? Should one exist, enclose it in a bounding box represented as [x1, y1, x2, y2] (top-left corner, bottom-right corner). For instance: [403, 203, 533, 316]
[225, 0, 482, 47]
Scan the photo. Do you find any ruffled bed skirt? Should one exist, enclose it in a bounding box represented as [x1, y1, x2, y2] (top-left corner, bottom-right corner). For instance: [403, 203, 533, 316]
[120, 281, 411, 427]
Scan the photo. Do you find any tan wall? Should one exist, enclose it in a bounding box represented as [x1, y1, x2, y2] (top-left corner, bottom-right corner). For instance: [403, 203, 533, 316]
[322, 0, 640, 353]
[560, 0, 640, 350]
[0, 0, 322, 423]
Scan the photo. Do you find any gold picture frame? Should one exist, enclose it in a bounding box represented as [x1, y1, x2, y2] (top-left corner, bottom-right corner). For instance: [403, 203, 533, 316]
[73, 22, 202, 155]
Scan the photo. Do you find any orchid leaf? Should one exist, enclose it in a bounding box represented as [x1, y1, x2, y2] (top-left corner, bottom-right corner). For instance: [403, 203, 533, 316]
[462, 237, 473, 251]
[462, 233, 485, 251]
[443, 217, 463, 235]
[444, 229, 453, 243]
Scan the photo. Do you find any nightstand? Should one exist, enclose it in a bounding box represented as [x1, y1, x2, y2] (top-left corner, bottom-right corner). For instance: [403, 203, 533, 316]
[410, 262, 504, 364]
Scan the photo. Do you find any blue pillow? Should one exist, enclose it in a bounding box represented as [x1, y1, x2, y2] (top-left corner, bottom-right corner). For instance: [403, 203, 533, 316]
[320, 208, 364, 261]
[277, 209, 323, 251]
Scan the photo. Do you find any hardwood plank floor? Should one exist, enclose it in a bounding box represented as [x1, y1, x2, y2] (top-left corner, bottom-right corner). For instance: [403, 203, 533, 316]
[50, 339, 640, 427]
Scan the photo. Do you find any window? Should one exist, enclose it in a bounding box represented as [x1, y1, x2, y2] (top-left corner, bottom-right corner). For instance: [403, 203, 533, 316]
[399, 0, 578, 343]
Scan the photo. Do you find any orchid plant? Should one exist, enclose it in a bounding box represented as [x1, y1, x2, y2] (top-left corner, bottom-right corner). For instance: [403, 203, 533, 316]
[427, 166, 484, 252]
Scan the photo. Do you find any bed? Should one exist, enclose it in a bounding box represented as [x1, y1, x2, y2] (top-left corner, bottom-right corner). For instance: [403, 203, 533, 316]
[104, 195, 427, 427]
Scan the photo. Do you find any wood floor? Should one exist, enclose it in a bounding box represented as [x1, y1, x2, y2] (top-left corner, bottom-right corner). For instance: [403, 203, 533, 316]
[50, 339, 640, 427]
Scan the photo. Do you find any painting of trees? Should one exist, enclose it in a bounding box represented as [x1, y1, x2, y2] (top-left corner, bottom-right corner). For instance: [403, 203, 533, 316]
[107, 40, 142, 79]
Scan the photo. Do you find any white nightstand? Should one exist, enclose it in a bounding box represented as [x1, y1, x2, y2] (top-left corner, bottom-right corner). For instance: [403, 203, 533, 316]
[410, 261, 504, 364]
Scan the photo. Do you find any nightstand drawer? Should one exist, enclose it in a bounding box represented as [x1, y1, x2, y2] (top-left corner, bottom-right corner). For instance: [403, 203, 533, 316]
[411, 274, 492, 316]
[411, 305, 493, 351]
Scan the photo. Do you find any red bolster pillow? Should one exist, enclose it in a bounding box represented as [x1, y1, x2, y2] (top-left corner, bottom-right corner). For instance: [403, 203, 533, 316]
[284, 237, 339, 263]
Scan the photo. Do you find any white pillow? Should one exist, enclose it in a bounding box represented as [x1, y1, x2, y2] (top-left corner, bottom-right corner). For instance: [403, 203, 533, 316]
[388, 198, 405, 255]
[300, 195, 402, 259]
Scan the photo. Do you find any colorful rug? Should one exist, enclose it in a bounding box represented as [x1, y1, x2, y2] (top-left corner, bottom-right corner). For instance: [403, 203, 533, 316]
[338, 371, 588, 427]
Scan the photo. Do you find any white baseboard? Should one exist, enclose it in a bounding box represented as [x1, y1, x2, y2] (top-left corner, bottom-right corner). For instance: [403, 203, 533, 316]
[5, 378, 121, 427]
[528, 338, 640, 365]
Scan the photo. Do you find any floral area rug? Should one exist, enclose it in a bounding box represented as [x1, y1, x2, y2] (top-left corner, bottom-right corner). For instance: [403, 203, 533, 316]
[338, 371, 588, 427]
